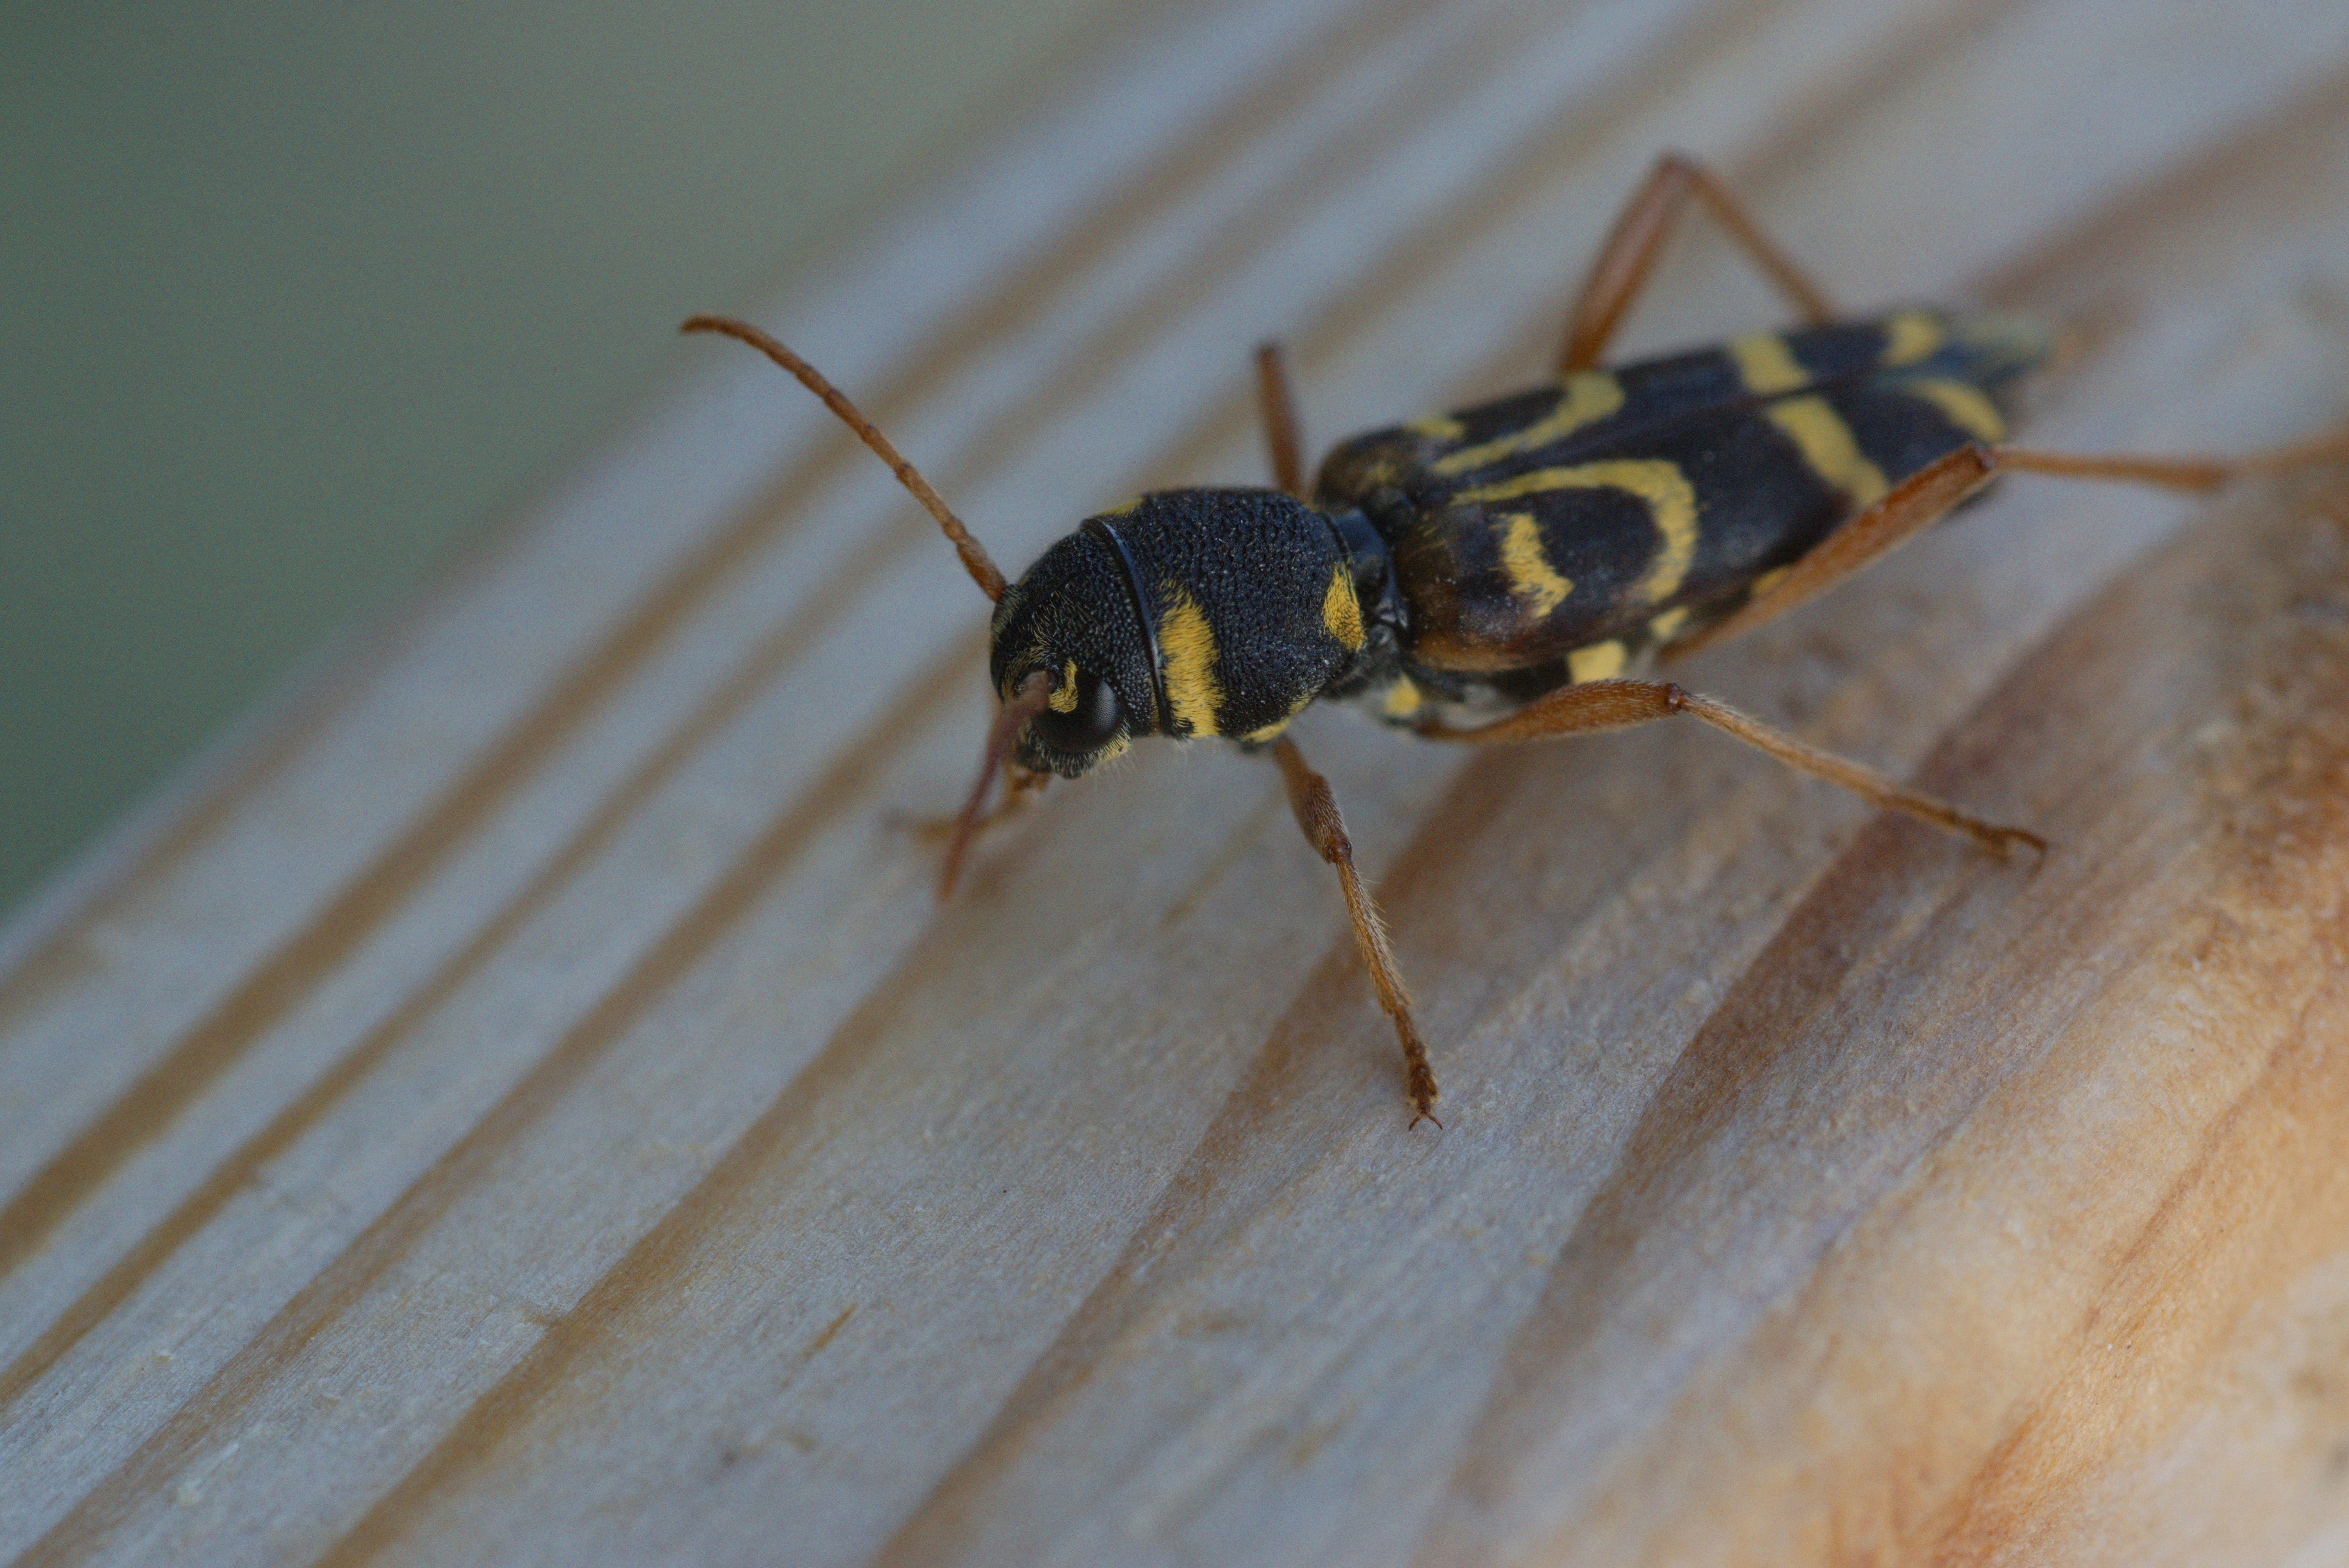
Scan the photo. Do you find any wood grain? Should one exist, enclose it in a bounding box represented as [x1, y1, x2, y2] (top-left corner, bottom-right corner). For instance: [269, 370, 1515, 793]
[7, 0, 2349, 1563]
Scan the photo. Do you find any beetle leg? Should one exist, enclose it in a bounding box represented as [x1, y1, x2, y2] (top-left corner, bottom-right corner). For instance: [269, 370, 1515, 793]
[1559, 152, 1837, 373]
[1255, 340, 1310, 499]
[1418, 680, 2043, 861]
[1666, 423, 2349, 661]
[937, 670, 1055, 899]
[1995, 424, 2349, 488]
[898, 764, 1047, 843]
[1270, 736, 1441, 1128]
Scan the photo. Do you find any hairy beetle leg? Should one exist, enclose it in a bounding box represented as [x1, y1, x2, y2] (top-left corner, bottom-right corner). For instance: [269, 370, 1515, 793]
[1558, 151, 1837, 374]
[1418, 679, 2044, 862]
[1271, 736, 1442, 1128]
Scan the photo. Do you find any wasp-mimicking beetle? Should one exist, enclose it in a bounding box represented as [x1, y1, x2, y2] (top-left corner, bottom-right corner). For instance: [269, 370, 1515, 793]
[686, 153, 2345, 1128]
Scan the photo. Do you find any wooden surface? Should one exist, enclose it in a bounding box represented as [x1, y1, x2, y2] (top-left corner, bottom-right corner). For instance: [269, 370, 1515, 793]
[8, 0, 2349, 1563]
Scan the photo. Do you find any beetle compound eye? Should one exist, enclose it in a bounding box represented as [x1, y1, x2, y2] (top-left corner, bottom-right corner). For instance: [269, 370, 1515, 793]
[1030, 669, 1125, 754]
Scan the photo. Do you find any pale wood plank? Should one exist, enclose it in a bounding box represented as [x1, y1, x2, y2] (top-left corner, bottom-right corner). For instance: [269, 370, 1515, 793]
[7, 0, 2349, 1564]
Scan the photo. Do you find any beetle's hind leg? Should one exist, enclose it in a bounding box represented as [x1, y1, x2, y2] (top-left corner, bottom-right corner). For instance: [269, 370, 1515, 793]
[1559, 152, 1837, 373]
[1417, 679, 2044, 861]
[1665, 423, 2349, 662]
[1271, 737, 1441, 1128]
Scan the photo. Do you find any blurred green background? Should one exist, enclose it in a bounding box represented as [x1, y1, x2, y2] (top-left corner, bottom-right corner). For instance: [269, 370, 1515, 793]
[1, 0, 1129, 920]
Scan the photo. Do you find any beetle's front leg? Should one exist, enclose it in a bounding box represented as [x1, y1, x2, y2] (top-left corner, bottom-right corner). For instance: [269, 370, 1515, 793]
[897, 764, 1048, 846]
[1269, 736, 1440, 1128]
[1254, 340, 1309, 499]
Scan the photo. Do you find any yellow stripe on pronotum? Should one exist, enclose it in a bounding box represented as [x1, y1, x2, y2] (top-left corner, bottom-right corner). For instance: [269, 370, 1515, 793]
[1156, 586, 1224, 738]
[1322, 561, 1365, 652]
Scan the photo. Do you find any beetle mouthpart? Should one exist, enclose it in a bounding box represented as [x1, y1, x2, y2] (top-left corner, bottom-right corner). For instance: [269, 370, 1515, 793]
[940, 669, 1054, 900]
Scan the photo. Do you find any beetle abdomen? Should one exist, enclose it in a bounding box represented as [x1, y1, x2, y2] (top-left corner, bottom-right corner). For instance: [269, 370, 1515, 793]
[1313, 309, 2044, 679]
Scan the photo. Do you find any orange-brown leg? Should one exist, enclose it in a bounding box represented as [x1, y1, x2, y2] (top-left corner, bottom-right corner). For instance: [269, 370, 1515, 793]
[1255, 340, 1309, 499]
[1271, 736, 1440, 1127]
[1995, 425, 2349, 489]
[1665, 423, 2349, 661]
[1417, 679, 2043, 859]
[1559, 152, 1837, 373]
[901, 765, 1047, 843]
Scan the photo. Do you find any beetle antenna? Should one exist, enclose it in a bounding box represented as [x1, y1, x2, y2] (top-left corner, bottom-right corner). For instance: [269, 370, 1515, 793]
[681, 314, 1009, 602]
[941, 670, 1054, 899]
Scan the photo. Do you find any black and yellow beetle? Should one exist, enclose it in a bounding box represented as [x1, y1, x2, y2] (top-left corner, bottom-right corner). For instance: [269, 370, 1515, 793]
[686, 153, 2343, 1127]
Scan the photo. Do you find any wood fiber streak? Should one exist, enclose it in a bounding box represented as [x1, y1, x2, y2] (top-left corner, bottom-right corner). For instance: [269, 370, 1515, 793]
[312, 866, 1055, 1567]
[1235, 0, 1818, 409]
[870, 730, 1729, 1562]
[0, 534, 911, 1411]
[11, 0, 1510, 1541]
[0, 464, 822, 1280]
[0, 0, 1422, 1276]
[1974, 63, 2349, 313]
[1071, 0, 1870, 514]
[10, 0, 2349, 1564]
[1423, 472, 2349, 1566]
[15, 645, 979, 1568]
[0, 674, 333, 1037]
[1917, 502, 2349, 1563]
[802, 0, 1525, 503]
